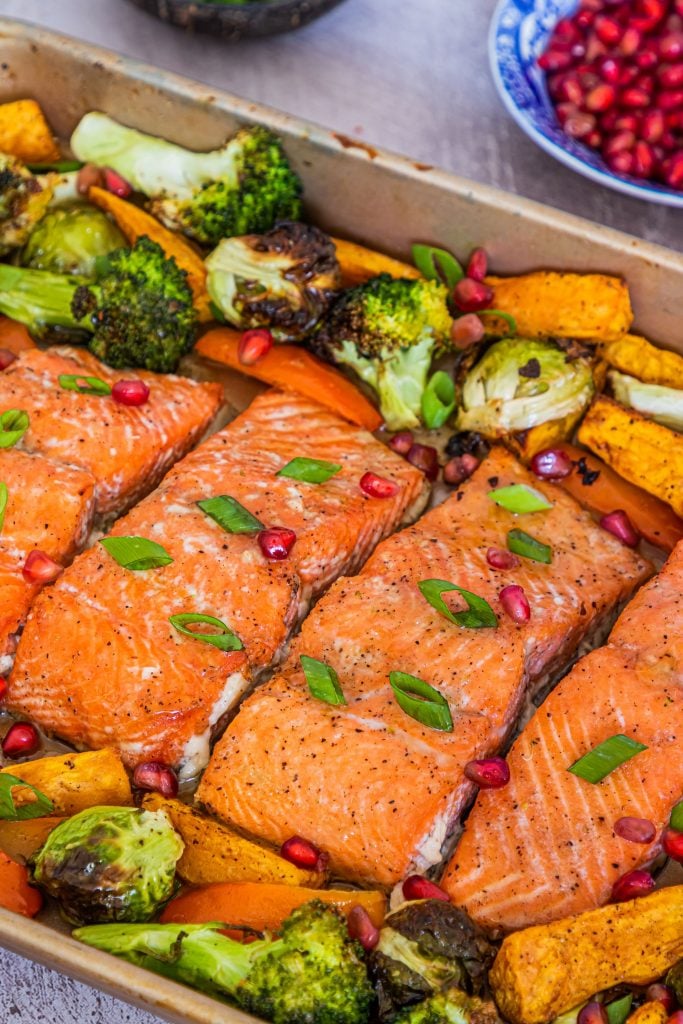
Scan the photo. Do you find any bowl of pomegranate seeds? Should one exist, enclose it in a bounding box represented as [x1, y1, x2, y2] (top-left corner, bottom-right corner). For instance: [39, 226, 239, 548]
[490, 0, 683, 205]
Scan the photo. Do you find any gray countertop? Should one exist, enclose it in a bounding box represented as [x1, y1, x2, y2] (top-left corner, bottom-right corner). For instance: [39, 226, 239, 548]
[0, 1, 680, 1022]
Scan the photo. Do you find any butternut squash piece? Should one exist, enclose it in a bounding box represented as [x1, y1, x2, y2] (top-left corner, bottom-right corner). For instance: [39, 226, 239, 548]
[331, 237, 422, 287]
[602, 333, 683, 390]
[1, 748, 133, 816]
[626, 1004, 668, 1024]
[0, 100, 60, 164]
[0, 816, 65, 863]
[490, 886, 683, 1024]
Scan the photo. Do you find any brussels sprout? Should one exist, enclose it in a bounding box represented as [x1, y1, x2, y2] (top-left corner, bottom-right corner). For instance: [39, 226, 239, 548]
[21, 203, 126, 277]
[31, 805, 183, 925]
[609, 369, 683, 433]
[455, 337, 595, 437]
[667, 960, 683, 1005]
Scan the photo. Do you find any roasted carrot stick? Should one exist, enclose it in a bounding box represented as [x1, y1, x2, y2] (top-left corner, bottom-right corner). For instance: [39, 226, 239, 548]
[0, 850, 43, 917]
[0, 317, 36, 354]
[196, 327, 383, 432]
[160, 881, 386, 931]
[557, 443, 683, 552]
[331, 237, 422, 287]
[87, 186, 212, 321]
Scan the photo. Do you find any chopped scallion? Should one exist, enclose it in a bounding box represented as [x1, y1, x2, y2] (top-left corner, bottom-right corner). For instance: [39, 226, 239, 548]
[389, 671, 453, 732]
[606, 995, 633, 1024]
[0, 409, 29, 449]
[507, 528, 553, 564]
[421, 370, 456, 429]
[0, 773, 54, 821]
[58, 374, 112, 396]
[419, 578, 498, 629]
[197, 495, 263, 534]
[100, 536, 173, 571]
[301, 655, 346, 706]
[670, 800, 683, 832]
[0, 482, 8, 533]
[479, 309, 517, 334]
[568, 734, 648, 784]
[277, 457, 341, 484]
[169, 613, 242, 652]
[411, 244, 464, 289]
[489, 484, 553, 514]
[27, 160, 83, 173]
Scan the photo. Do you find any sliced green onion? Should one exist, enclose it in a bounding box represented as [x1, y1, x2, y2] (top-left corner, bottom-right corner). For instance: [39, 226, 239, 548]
[0, 482, 8, 533]
[277, 457, 341, 484]
[100, 536, 173, 571]
[411, 244, 464, 289]
[301, 655, 346, 706]
[507, 528, 553, 564]
[670, 800, 683, 832]
[568, 734, 648, 784]
[489, 484, 553, 514]
[606, 995, 633, 1024]
[389, 671, 453, 732]
[479, 309, 517, 334]
[27, 160, 83, 173]
[421, 370, 456, 429]
[418, 579, 498, 630]
[169, 613, 243, 652]
[58, 373, 111, 396]
[0, 773, 54, 821]
[197, 495, 263, 534]
[0, 409, 29, 449]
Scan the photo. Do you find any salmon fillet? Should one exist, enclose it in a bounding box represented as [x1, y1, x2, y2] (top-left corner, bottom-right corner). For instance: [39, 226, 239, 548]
[8, 391, 426, 778]
[197, 448, 651, 887]
[442, 541, 683, 933]
[0, 346, 222, 516]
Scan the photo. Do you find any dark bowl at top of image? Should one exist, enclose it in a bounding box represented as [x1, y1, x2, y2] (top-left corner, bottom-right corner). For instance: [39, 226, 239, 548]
[126, 0, 349, 39]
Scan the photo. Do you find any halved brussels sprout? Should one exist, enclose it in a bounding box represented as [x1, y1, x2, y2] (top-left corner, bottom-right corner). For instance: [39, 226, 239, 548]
[21, 202, 126, 277]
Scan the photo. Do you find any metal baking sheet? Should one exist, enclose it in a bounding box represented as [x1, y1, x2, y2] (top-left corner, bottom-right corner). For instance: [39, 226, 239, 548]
[0, 15, 682, 1024]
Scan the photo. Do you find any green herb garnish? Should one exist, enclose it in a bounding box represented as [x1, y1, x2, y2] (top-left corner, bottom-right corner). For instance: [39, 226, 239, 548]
[568, 734, 648, 784]
[169, 613, 243, 652]
[421, 370, 456, 429]
[100, 536, 173, 571]
[59, 374, 111, 396]
[411, 244, 464, 289]
[301, 655, 346, 706]
[277, 458, 341, 485]
[507, 528, 552, 563]
[389, 671, 453, 732]
[419, 578, 498, 629]
[489, 484, 553, 514]
[197, 495, 263, 534]
[0, 409, 29, 449]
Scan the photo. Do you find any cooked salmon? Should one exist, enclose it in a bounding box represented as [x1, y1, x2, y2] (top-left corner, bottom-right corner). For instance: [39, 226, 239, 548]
[0, 346, 223, 516]
[197, 447, 651, 888]
[442, 541, 683, 933]
[8, 390, 427, 778]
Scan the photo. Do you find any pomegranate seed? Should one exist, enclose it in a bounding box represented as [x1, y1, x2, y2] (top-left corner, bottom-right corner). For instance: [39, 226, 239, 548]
[566, 112, 598, 138]
[556, 102, 580, 127]
[538, 47, 574, 72]
[451, 313, 485, 349]
[659, 65, 683, 90]
[659, 91, 683, 113]
[598, 57, 622, 84]
[531, 447, 573, 480]
[635, 47, 659, 69]
[499, 584, 531, 624]
[443, 454, 479, 486]
[258, 527, 296, 561]
[554, 17, 582, 43]
[663, 152, 683, 187]
[667, 1013, 683, 1024]
[360, 472, 399, 499]
[584, 129, 603, 148]
[0, 677, 6, 702]
[76, 163, 104, 194]
[402, 875, 450, 902]
[646, 985, 677, 1014]
[0, 348, 17, 370]
[238, 328, 273, 366]
[22, 550, 62, 584]
[662, 827, 683, 862]
[594, 14, 622, 44]
[389, 431, 414, 455]
[576, 10, 597, 31]
[611, 868, 655, 902]
[132, 761, 179, 798]
[452, 278, 494, 313]
[641, 109, 666, 142]
[465, 248, 488, 282]
[103, 168, 132, 198]
[464, 757, 510, 789]
[347, 906, 380, 951]
[619, 26, 642, 55]
[660, 33, 683, 61]
[604, 129, 636, 156]
[586, 36, 608, 62]
[281, 835, 325, 870]
[406, 444, 439, 481]
[2, 722, 40, 759]
[599, 509, 639, 547]
[633, 141, 656, 178]
[578, 1003, 608, 1024]
[486, 547, 520, 571]
[600, 109, 620, 132]
[621, 86, 651, 108]
[112, 379, 150, 407]
[614, 113, 640, 132]
[606, 150, 635, 174]
[613, 816, 657, 843]
[617, 64, 640, 87]
[558, 74, 585, 104]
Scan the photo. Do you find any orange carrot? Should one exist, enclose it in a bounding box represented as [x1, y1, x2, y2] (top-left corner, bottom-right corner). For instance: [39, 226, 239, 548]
[332, 237, 422, 287]
[0, 850, 43, 917]
[160, 881, 386, 932]
[196, 327, 383, 432]
[557, 443, 683, 552]
[0, 317, 36, 354]
[87, 186, 212, 321]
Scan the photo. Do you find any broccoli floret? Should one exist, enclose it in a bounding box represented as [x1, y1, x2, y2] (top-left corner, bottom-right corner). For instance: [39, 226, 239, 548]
[314, 274, 453, 430]
[0, 154, 55, 255]
[74, 900, 374, 1024]
[70, 113, 302, 246]
[392, 987, 501, 1024]
[206, 220, 341, 340]
[0, 235, 197, 372]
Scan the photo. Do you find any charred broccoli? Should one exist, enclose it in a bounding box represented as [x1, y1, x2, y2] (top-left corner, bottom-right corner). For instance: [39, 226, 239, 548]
[0, 235, 197, 372]
[74, 900, 374, 1024]
[0, 154, 55, 255]
[206, 220, 341, 340]
[21, 202, 126, 277]
[392, 987, 501, 1024]
[70, 113, 302, 245]
[314, 274, 453, 430]
[369, 901, 496, 1022]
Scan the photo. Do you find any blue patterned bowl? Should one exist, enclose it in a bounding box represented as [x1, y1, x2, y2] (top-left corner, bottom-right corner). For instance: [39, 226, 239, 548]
[489, 0, 683, 208]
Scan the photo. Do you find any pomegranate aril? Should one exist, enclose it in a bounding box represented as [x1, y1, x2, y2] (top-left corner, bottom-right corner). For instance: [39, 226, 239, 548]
[451, 313, 485, 349]
[597, 56, 622, 84]
[584, 129, 603, 147]
[641, 109, 665, 143]
[577, 9, 597, 31]
[538, 47, 574, 72]
[614, 113, 639, 132]
[606, 150, 635, 174]
[389, 431, 414, 455]
[281, 835, 327, 871]
[600, 509, 639, 547]
[486, 547, 520, 571]
[443, 454, 479, 486]
[554, 17, 582, 42]
[0, 677, 6, 702]
[621, 86, 651, 108]
[531, 447, 573, 480]
[2, 721, 40, 759]
[76, 163, 104, 194]
[103, 168, 132, 198]
[662, 152, 683, 188]
[452, 278, 494, 313]
[633, 141, 656, 178]
[577, 1003, 608, 1024]
[659, 91, 683, 113]
[556, 102, 580, 127]
[406, 443, 439, 481]
[619, 26, 642, 55]
[604, 129, 636, 156]
[667, 1013, 683, 1024]
[402, 874, 450, 902]
[360, 472, 399, 499]
[466, 248, 488, 283]
[22, 550, 62, 584]
[0, 348, 17, 371]
[662, 827, 683, 862]
[258, 527, 296, 561]
[659, 65, 683, 90]
[499, 584, 531, 624]
[594, 14, 622, 44]
[613, 816, 656, 843]
[646, 985, 676, 1014]
[566, 113, 597, 138]
[112, 379, 150, 407]
[347, 906, 380, 951]
[617, 64, 639, 86]
[238, 328, 273, 366]
[660, 32, 683, 61]
[635, 47, 659, 69]
[610, 868, 655, 902]
[132, 761, 179, 798]
[586, 36, 608, 62]
[465, 757, 510, 789]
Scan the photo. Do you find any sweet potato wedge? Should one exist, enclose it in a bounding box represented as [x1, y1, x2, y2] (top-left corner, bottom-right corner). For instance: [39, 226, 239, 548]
[627, 1004, 668, 1024]
[602, 333, 683, 389]
[332, 237, 422, 287]
[0, 317, 36, 354]
[489, 886, 683, 1024]
[0, 99, 61, 164]
[577, 395, 683, 516]
[1, 748, 133, 816]
[485, 272, 633, 341]
[0, 816, 65, 864]
[143, 794, 326, 888]
[0, 850, 42, 917]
